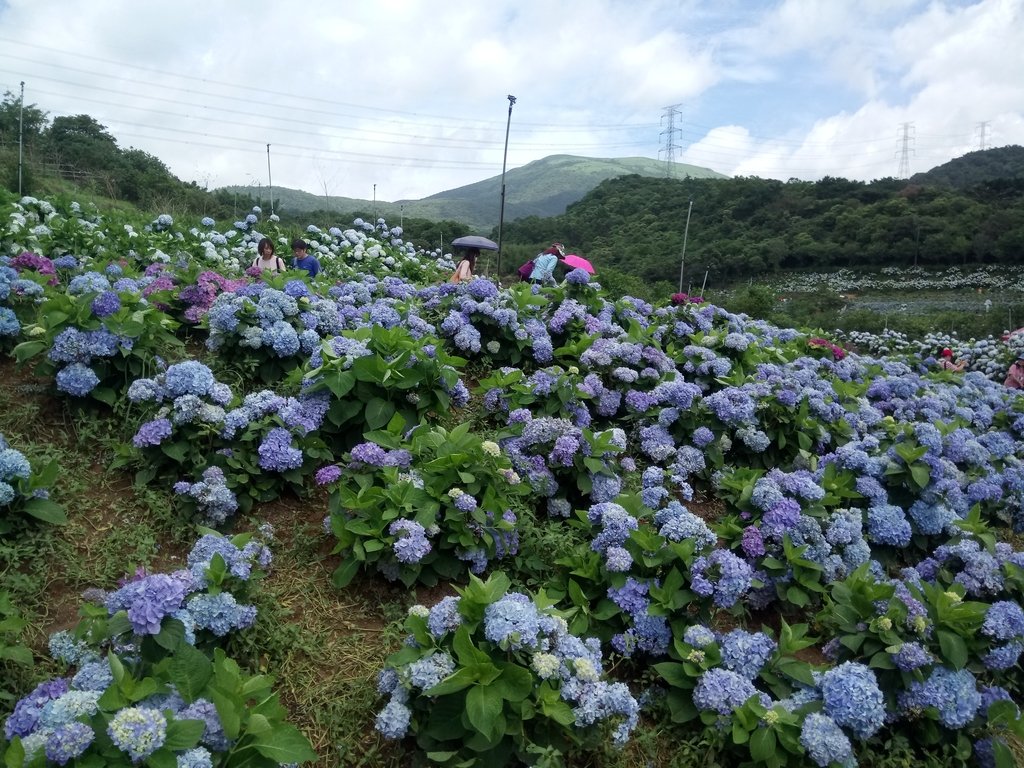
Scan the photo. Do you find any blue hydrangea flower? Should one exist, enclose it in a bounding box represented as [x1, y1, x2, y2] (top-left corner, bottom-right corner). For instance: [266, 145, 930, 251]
[800, 712, 854, 768]
[483, 593, 541, 650]
[44, 721, 95, 765]
[719, 629, 777, 680]
[426, 596, 462, 637]
[185, 592, 257, 636]
[55, 363, 100, 397]
[692, 668, 764, 715]
[375, 698, 411, 739]
[819, 662, 884, 739]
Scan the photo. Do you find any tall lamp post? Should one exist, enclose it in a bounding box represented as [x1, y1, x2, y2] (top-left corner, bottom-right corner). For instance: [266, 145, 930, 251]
[17, 81, 25, 195]
[266, 144, 274, 216]
[678, 199, 693, 294]
[496, 94, 516, 276]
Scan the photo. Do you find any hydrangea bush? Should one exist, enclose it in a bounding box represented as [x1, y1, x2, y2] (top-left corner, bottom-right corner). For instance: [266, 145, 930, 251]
[1, 530, 316, 767]
[374, 572, 639, 764]
[0, 433, 65, 532]
[320, 422, 529, 587]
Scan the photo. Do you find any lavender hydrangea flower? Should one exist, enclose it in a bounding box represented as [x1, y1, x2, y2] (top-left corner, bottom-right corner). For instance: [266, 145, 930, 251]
[690, 549, 754, 608]
[257, 427, 303, 472]
[45, 721, 95, 765]
[389, 519, 431, 564]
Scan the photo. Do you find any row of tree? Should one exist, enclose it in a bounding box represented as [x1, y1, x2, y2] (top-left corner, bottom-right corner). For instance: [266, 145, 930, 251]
[498, 149, 1024, 286]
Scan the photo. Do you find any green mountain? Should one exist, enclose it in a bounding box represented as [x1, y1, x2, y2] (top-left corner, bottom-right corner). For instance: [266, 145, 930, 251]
[219, 155, 725, 231]
[909, 145, 1024, 189]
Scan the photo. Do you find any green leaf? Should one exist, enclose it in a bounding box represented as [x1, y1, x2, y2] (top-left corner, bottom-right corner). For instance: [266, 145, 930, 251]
[3, 736, 25, 768]
[0, 645, 33, 666]
[426, 667, 478, 697]
[250, 723, 318, 763]
[167, 643, 214, 702]
[21, 498, 67, 525]
[154, 618, 186, 652]
[208, 689, 242, 739]
[495, 663, 533, 702]
[936, 630, 968, 670]
[909, 462, 931, 489]
[749, 727, 777, 763]
[160, 441, 188, 462]
[91, 386, 117, 406]
[162, 718, 205, 751]
[466, 684, 504, 741]
[331, 557, 361, 588]
[365, 397, 397, 430]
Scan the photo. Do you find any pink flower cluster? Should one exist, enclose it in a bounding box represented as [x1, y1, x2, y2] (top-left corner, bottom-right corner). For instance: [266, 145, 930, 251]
[670, 292, 704, 305]
[11, 251, 58, 285]
[807, 336, 846, 360]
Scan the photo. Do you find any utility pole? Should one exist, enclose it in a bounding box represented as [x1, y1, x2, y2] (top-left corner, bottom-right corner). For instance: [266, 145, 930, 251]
[976, 121, 991, 151]
[497, 94, 517, 275]
[678, 199, 693, 293]
[400, 205, 404, 228]
[17, 81, 25, 195]
[896, 122, 915, 179]
[373, 184, 377, 224]
[659, 104, 683, 178]
[266, 144, 274, 215]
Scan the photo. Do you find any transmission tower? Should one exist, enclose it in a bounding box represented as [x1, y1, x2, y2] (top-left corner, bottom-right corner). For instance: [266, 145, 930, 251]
[659, 104, 683, 178]
[976, 121, 991, 151]
[895, 122, 915, 179]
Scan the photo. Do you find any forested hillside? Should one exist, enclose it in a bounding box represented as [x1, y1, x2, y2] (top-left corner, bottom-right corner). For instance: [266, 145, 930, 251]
[500, 157, 1024, 285]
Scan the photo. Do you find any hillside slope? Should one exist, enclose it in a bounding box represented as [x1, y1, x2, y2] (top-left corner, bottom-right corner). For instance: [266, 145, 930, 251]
[910, 144, 1024, 189]
[220, 155, 725, 231]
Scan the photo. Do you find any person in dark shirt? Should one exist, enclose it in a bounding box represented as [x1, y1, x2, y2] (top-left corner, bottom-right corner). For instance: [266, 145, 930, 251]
[291, 238, 321, 277]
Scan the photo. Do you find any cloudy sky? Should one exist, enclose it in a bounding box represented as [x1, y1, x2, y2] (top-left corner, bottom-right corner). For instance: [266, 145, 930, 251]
[1, 0, 1022, 202]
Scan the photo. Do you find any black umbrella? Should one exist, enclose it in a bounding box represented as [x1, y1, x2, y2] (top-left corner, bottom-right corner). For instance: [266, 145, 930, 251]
[451, 235, 499, 251]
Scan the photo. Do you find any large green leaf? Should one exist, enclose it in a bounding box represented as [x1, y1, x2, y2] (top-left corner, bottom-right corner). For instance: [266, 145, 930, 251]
[167, 642, 214, 702]
[21, 498, 67, 525]
[466, 684, 504, 741]
[250, 723, 317, 763]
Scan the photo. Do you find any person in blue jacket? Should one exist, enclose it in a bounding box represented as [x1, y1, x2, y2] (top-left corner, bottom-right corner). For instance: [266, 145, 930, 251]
[529, 243, 564, 285]
[291, 238, 321, 277]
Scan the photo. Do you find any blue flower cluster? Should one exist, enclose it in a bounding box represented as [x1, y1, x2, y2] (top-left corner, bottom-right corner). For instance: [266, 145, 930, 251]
[173, 466, 239, 526]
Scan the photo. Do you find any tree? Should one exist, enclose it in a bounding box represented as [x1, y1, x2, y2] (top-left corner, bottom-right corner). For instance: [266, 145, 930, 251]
[0, 91, 49, 152]
[44, 114, 122, 175]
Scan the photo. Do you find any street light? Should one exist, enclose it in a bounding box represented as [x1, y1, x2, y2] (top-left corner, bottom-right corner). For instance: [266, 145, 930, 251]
[678, 199, 693, 294]
[266, 143, 274, 216]
[496, 94, 517, 276]
[17, 81, 24, 196]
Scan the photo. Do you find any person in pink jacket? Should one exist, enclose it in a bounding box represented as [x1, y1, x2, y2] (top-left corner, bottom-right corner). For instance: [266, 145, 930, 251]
[1004, 354, 1024, 389]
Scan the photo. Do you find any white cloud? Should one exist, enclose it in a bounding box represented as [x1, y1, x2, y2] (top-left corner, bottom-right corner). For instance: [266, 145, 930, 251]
[0, 0, 1021, 200]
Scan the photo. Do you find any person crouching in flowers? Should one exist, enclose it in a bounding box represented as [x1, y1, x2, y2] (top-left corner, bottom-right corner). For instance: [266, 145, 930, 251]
[937, 347, 965, 372]
[251, 237, 286, 273]
[529, 243, 563, 285]
[1005, 353, 1024, 389]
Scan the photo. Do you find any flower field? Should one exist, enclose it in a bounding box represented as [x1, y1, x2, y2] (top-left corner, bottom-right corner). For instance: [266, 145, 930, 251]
[1, 194, 1024, 767]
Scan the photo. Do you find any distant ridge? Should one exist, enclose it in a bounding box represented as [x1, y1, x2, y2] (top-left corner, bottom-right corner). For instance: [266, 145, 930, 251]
[909, 145, 1024, 189]
[219, 155, 726, 231]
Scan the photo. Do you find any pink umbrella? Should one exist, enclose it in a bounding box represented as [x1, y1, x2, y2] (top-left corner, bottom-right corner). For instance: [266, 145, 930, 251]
[561, 254, 595, 274]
